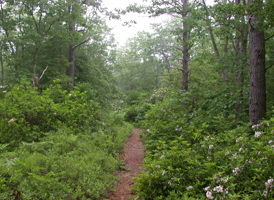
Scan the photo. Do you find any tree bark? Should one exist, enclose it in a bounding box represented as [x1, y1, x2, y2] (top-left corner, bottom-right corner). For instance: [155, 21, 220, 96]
[68, 1, 76, 91]
[248, 2, 266, 124]
[33, 42, 40, 87]
[202, 0, 220, 60]
[0, 49, 3, 85]
[235, 0, 248, 121]
[182, 0, 190, 92]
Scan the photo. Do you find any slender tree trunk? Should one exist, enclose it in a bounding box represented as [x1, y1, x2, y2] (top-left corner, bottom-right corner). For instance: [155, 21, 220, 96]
[182, 0, 190, 92]
[33, 42, 40, 87]
[0, 49, 3, 85]
[202, 0, 220, 60]
[235, 0, 248, 121]
[248, 0, 266, 124]
[68, 2, 76, 91]
[222, 35, 229, 85]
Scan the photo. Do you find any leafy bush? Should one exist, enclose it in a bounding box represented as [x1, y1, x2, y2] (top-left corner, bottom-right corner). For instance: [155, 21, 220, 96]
[0, 83, 101, 149]
[133, 89, 274, 199]
[0, 81, 136, 199]
[135, 120, 274, 199]
[124, 103, 152, 123]
[0, 85, 60, 148]
[0, 124, 133, 199]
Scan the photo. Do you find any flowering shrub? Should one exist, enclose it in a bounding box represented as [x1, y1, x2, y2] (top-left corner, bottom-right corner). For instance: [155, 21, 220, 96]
[133, 90, 274, 199]
[0, 83, 100, 149]
[0, 83, 134, 199]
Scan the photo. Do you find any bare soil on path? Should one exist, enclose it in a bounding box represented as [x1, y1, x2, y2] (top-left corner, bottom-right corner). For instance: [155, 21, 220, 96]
[106, 128, 144, 200]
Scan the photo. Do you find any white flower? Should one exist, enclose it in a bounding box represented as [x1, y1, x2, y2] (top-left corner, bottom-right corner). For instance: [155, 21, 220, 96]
[252, 124, 260, 129]
[272, 145, 274, 148]
[205, 186, 211, 191]
[155, 165, 160, 168]
[255, 131, 261, 137]
[186, 186, 193, 191]
[221, 177, 229, 182]
[213, 185, 223, 193]
[53, 112, 56, 115]
[8, 119, 14, 123]
[233, 153, 237, 159]
[69, 94, 72, 96]
[162, 170, 168, 176]
[233, 167, 240, 175]
[239, 148, 243, 152]
[206, 191, 214, 199]
[267, 179, 273, 185]
[204, 136, 209, 141]
[269, 140, 273, 144]
[147, 129, 151, 132]
[263, 190, 268, 198]
[232, 169, 237, 174]
[236, 137, 244, 143]
[225, 151, 230, 156]
[209, 145, 214, 149]
[2, 90, 6, 93]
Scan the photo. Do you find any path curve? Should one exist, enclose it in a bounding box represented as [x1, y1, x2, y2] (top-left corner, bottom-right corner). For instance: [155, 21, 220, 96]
[106, 128, 144, 200]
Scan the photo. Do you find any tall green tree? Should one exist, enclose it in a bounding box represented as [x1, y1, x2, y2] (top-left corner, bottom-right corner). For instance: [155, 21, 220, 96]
[248, 0, 265, 124]
[67, 0, 104, 91]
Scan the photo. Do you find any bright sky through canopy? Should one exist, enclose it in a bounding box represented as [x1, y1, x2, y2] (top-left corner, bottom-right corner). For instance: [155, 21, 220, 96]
[102, 0, 214, 47]
[102, 0, 170, 47]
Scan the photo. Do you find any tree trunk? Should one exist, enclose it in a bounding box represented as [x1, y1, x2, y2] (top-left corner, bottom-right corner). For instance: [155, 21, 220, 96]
[248, 2, 266, 124]
[68, 43, 75, 91]
[68, 2, 76, 91]
[182, 0, 190, 92]
[0, 49, 3, 85]
[222, 35, 229, 86]
[33, 42, 40, 87]
[235, 0, 248, 122]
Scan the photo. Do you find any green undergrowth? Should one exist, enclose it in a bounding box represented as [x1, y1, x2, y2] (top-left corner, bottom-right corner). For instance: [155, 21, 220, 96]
[0, 83, 133, 199]
[131, 89, 274, 199]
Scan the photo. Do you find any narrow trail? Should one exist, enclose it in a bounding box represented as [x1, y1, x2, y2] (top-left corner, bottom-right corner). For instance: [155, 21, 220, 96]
[106, 128, 144, 200]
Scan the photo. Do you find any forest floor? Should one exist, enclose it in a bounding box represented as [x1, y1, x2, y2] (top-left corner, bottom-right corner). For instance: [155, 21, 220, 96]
[106, 128, 144, 200]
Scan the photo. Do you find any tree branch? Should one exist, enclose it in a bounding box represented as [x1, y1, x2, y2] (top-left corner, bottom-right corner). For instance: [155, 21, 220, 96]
[73, 38, 90, 50]
[39, 66, 48, 80]
[265, 62, 274, 71]
[173, 44, 182, 51]
[265, 32, 274, 41]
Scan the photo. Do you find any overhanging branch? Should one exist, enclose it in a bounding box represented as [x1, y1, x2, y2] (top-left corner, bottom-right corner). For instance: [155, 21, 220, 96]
[265, 32, 274, 41]
[39, 66, 48, 80]
[73, 38, 90, 50]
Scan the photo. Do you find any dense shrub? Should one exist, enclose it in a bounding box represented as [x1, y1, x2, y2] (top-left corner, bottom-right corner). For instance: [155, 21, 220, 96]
[133, 90, 274, 199]
[0, 123, 133, 199]
[0, 83, 101, 149]
[124, 103, 152, 123]
[0, 82, 134, 199]
[0, 85, 60, 148]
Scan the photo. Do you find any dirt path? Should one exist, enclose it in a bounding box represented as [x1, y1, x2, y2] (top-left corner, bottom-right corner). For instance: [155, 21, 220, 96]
[106, 128, 144, 200]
